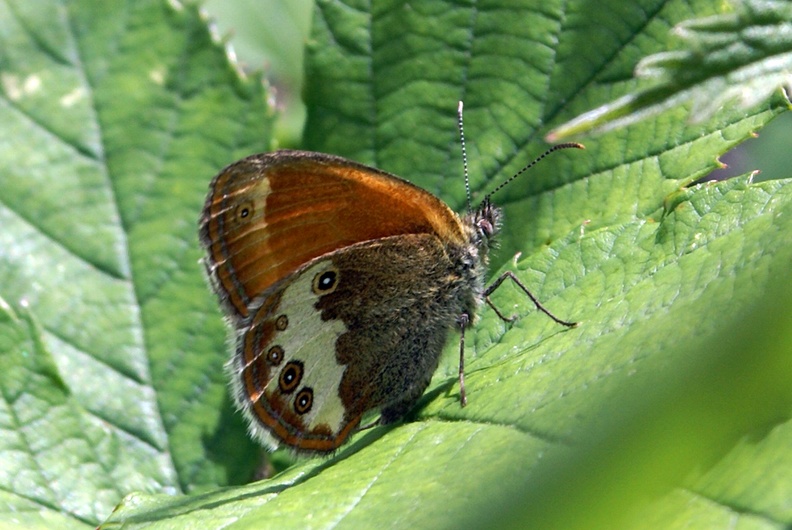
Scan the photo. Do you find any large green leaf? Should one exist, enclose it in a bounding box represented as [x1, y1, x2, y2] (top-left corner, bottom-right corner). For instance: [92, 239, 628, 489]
[0, 0, 790, 529]
[0, 0, 272, 527]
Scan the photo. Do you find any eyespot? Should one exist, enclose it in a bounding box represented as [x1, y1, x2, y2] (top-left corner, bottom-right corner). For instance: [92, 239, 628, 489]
[275, 315, 288, 331]
[294, 387, 313, 414]
[234, 201, 255, 223]
[278, 361, 303, 393]
[312, 266, 339, 295]
[267, 345, 284, 365]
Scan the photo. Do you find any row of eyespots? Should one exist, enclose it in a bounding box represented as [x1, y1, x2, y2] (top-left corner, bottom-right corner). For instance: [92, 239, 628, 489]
[267, 313, 289, 365]
[291, 268, 337, 415]
[273, 360, 313, 414]
[260, 268, 338, 417]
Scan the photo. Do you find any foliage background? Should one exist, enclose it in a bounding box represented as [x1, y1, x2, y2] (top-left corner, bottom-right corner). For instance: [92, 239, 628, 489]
[0, 0, 790, 529]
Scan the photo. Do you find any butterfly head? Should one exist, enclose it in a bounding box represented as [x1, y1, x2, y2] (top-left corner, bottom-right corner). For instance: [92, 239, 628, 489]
[465, 196, 502, 256]
[456, 102, 583, 258]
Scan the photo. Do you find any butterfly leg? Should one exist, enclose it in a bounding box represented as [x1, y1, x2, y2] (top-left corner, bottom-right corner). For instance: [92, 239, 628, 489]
[457, 313, 470, 407]
[485, 271, 577, 327]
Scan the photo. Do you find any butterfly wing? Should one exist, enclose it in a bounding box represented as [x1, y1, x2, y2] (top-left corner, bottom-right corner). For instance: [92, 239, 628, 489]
[231, 233, 470, 453]
[200, 150, 468, 321]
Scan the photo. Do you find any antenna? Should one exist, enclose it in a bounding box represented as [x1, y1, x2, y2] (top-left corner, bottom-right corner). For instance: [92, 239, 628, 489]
[457, 101, 472, 213]
[484, 142, 585, 203]
[456, 101, 584, 208]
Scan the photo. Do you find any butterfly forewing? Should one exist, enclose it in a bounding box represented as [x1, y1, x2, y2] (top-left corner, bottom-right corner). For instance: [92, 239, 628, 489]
[200, 150, 467, 320]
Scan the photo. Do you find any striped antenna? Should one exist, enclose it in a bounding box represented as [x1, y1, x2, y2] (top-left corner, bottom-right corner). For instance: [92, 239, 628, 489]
[457, 101, 473, 212]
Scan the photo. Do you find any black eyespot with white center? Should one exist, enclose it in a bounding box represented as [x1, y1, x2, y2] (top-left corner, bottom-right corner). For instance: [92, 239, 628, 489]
[267, 346, 284, 365]
[294, 387, 313, 414]
[234, 201, 254, 223]
[312, 265, 340, 295]
[278, 361, 303, 393]
[275, 314, 288, 331]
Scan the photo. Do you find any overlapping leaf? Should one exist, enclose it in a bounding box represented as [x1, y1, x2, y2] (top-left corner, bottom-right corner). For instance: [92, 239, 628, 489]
[549, 0, 792, 138]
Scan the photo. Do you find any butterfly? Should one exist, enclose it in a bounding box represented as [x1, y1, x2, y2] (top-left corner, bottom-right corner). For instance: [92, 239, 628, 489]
[199, 102, 582, 453]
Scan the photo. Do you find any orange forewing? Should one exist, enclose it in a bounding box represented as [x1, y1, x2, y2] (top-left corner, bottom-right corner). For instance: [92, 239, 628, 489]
[200, 150, 467, 319]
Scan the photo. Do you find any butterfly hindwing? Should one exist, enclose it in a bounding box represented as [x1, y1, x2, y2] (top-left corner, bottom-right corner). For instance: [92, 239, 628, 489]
[231, 233, 471, 452]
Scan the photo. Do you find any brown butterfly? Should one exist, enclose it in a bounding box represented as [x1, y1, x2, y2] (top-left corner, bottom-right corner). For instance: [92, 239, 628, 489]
[199, 103, 582, 453]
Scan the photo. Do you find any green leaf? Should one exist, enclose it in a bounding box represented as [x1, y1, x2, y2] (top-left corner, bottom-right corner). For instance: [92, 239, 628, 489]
[1, 0, 790, 529]
[0, 0, 272, 526]
[549, 0, 792, 139]
[98, 179, 792, 530]
[0, 297, 172, 529]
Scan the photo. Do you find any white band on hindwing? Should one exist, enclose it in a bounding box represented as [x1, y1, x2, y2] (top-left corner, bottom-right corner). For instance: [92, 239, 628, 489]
[257, 259, 348, 434]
